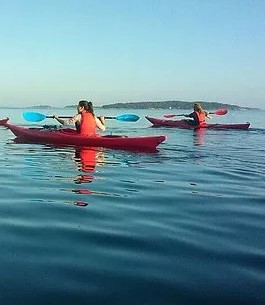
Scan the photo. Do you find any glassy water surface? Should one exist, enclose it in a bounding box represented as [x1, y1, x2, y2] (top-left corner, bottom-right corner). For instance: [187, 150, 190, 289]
[0, 108, 264, 304]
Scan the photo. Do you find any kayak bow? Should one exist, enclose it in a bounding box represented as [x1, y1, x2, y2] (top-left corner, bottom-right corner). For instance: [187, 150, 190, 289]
[0, 118, 9, 125]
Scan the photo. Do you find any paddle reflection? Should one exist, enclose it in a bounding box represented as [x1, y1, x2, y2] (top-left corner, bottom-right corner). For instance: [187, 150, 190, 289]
[72, 146, 105, 207]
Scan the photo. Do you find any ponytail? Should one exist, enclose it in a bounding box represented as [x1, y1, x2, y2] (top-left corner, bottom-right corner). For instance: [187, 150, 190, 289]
[78, 100, 94, 115]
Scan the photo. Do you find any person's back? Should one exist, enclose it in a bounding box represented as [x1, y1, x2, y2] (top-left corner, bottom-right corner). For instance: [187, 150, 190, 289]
[185, 102, 210, 126]
[80, 111, 96, 136]
[194, 110, 206, 126]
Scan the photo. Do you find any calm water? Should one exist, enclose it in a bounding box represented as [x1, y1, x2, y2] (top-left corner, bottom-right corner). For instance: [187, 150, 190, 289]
[0, 108, 265, 305]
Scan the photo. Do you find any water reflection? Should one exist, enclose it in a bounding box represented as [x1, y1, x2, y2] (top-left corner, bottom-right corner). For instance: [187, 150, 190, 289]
[72, 147, 105, 207]
[193, 129, 206, 146]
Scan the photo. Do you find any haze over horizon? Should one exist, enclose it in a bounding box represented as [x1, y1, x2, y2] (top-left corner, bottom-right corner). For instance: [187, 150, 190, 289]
[0, 0, 264, 109]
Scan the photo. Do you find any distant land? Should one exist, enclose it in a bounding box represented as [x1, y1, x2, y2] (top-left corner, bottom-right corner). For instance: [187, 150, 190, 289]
[0, 101, 261, 110]
[101, 101, 260, 110]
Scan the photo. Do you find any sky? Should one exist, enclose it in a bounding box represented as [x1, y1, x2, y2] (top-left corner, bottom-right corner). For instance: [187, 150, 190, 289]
[0, 0, 264, 108]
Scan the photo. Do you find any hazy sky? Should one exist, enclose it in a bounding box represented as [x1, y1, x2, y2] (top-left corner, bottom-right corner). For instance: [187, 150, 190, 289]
[0, 0, 264, 108]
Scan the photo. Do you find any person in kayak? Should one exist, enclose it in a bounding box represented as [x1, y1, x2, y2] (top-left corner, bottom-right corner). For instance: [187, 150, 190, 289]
[184, 102, 211, 126]
[53, 100, 106, 135]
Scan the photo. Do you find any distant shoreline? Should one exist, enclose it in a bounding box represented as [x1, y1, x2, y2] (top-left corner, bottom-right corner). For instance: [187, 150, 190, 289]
[101, 101, 260, 111]
[0, 101, 261, 110]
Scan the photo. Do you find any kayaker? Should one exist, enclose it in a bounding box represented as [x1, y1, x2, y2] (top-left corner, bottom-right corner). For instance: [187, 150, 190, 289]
[184, 102, 211, 126]
[53, 100, 106, 135]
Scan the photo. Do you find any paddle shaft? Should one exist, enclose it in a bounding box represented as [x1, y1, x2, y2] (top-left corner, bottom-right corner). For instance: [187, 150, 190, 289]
[46, 115, 72, 119]
[46, 115, 116, 119]
[169, 111, 219, 117]
[23, 111, 139, 122]
[164, 109, 227, 118]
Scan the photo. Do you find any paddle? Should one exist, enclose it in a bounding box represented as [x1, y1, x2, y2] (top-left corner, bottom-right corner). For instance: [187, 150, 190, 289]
[164, 109, 228, 118]
[22, 112, 140, 122]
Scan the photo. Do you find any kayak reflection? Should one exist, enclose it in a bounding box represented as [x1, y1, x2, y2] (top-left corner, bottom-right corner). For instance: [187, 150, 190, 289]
[72, 146, 106, 207]
[74, 146, 105, 183]
[193, 128, 206, 146]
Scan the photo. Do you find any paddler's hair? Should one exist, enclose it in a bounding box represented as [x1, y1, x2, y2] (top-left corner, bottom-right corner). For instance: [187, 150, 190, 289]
[194, 102, 204, 113]
[78, 100, 94, 115]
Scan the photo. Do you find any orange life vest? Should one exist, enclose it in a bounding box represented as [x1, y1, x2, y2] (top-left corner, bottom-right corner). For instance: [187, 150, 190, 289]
[194, 111, 206, 126]
[80, 112, 96, 136]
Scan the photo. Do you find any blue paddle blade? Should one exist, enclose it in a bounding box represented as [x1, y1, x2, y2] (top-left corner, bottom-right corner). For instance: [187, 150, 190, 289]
[115, 114, 140, 122]
[23, 112, 47, 122]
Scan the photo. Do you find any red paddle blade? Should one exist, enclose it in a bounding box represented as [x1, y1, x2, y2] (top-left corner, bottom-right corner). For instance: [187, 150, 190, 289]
[213, 109, 228, 115]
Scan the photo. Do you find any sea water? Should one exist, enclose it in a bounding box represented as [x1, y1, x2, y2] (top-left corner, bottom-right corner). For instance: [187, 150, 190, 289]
[0, 108, 264, 305]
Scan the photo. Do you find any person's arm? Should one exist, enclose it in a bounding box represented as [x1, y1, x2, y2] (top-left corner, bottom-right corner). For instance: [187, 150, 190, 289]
[53, 114, 81, 125]
[185, 112, 199, 125]
[184, 112, 193, 118]
[205, 111, 212, 119]
[95, 115, 106, 132]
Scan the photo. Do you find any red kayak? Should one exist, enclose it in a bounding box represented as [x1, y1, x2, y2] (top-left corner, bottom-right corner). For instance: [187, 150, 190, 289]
[146, 116, 250, 130]
[3, 120, 166, 151]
